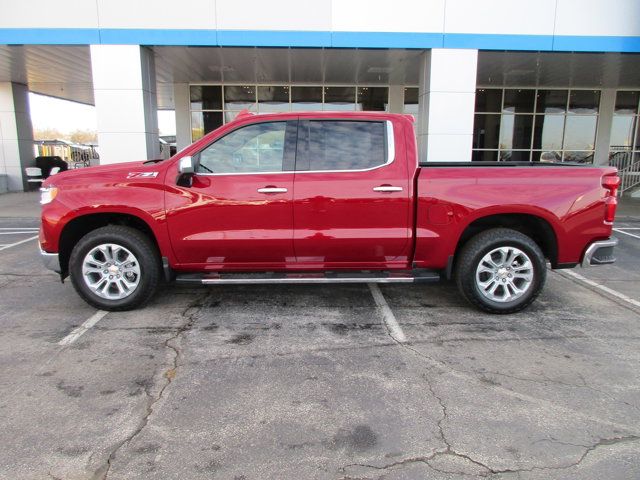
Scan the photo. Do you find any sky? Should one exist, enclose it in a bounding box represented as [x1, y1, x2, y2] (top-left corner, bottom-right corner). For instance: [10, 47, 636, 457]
[28, 93, 176, 136]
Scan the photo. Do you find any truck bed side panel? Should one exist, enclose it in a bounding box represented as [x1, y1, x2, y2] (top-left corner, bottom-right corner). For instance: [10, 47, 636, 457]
[413, 166, 616, 269]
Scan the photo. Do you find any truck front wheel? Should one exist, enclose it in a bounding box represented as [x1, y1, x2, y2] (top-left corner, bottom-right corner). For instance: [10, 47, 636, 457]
[69, 225, 160, 311]
[455, 228, 546, 314]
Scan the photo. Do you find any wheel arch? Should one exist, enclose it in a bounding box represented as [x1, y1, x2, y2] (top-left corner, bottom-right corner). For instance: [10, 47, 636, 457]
[58, 212, 161, 278]
[452, 212, 559, 272]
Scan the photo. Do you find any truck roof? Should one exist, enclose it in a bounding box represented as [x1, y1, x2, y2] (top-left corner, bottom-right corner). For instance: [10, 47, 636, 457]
[232, 109, 415, 123]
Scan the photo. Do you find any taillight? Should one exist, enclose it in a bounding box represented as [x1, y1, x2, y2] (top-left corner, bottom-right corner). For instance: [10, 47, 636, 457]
[602, 174, 620, 224]
[602, 175, 620, 197]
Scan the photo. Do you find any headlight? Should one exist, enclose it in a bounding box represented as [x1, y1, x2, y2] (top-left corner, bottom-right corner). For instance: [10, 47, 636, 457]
[40, 187, 58, 205]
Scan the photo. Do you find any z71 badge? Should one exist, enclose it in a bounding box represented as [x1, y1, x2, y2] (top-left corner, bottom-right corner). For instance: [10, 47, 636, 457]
[127, 172, 159, 179]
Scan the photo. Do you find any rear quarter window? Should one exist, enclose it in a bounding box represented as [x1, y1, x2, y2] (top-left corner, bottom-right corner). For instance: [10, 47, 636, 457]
[302, 120, 387, 171]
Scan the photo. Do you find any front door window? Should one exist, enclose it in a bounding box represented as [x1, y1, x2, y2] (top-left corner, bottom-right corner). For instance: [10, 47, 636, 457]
[197, 121, 287, 174]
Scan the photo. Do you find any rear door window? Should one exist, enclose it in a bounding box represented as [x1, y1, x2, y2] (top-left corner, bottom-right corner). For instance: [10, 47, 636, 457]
[297, 120, 387, 171]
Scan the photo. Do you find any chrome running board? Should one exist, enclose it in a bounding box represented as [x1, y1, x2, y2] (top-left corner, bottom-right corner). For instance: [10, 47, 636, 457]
[175, 270, 440, 285]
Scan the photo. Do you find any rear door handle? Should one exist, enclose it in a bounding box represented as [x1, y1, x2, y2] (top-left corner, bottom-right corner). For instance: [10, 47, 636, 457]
[373, 186, 403, 192]
[257, 187, 288, 194]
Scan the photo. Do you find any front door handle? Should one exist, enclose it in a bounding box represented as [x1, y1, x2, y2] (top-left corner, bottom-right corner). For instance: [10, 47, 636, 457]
[257, 187, 288, 194]
[373, 185, 403, 192]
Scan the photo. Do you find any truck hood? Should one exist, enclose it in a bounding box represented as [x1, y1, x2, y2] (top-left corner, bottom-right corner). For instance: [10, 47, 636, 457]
[43, 160, 167, 187]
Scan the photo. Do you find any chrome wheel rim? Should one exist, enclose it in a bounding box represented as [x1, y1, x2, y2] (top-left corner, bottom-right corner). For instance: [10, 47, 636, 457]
[82, 243, 141, 300]
[475, 246, 534, 303]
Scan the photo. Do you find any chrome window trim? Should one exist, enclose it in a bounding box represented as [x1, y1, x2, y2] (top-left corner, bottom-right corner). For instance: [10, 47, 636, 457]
[194, 120, 395, 176]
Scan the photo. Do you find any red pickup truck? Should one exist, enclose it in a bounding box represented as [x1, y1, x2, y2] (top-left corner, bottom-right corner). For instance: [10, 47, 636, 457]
[39, 111, 619, 313]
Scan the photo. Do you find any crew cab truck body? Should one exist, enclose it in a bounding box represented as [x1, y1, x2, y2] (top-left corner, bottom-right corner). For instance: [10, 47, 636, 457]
[39, 111, 620, 313]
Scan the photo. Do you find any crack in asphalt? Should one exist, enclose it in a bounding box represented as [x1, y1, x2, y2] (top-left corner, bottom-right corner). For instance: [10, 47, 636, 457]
[90, 293, 209, 480]
[340, 434, 640, 478]
[377, 311, 640, 430]
[359, 297, 640, 479]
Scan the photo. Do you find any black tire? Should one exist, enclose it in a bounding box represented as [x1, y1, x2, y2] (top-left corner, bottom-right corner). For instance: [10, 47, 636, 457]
[69, 226, 160, 311]
[455, 228, 546, 314]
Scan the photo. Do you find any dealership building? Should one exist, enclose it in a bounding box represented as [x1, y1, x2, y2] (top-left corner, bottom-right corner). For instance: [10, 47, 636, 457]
[0, 0, 639, 193]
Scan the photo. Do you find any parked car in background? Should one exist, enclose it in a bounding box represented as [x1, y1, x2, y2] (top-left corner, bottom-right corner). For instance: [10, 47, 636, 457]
[39, 111, 620, 313]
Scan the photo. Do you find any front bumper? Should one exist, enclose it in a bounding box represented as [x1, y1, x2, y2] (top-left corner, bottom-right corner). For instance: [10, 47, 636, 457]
[581, 237, 618, 268]
[40, 247, 61, 273]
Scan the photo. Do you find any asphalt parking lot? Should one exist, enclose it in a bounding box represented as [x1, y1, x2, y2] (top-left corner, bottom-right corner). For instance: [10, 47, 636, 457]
[1, 194, 639, 480]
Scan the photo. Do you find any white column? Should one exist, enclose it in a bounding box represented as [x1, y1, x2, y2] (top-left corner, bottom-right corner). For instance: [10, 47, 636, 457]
[0, 82, 34, 191]
[388, 85, 405, 114]
[594, 88, 615, 166]
[418, 49, 478, 162]
[90, 45, 159, 164]
[173, 83, 192, 151]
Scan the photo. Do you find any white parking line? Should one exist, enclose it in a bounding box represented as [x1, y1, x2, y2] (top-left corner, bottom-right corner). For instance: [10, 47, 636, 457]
[561, 269, 640, 309]
[614, 228, 640, 240]
[0, 231, 38, 235]
[0, 227, 39, 230]
[368, 283, 407, 343]
[0, 235, 38, 251]
[58, 310, 109, 346]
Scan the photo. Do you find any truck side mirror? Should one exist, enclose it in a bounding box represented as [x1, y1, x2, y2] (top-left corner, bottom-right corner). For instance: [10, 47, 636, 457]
[178, 156, 195, 174]
[177, 155, 195, 187]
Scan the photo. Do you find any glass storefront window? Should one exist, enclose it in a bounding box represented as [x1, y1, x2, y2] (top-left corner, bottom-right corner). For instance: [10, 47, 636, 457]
[536, 90, 568, 113]
[499, 150, 531, 162]
[564, 115, 597, 150]
[569, 90, 600, 114]
[533, 114, 565, 150]
[610, 116, 636, 150]
[403, 87, 419, 114]
[191, 111, 203, 141]
[258, 86, 290, 112]
[357, 87, 388, 111]
[615, 91, 639, 114]
[563, 151, 594, 163]
[324, 87, 356, 111]
[189, 84, 392, 141]
[471, 150, 499, 162]
[191, 111, 223, 141]
[609, 91, 640, 172]
[473, 114, 501, 149]
[190, 86, 222, 110]
[473, 88, 601, 163]
[611, 91, 640, 152]
[503, 89, 535, 113]
[499, 114, 533, 150]
[532, 150, 562, 163]
[291, 86, 323, 111]
[475, 88, 502, 113]
[201, 111, 223, 137]
[224, 85, 256, 111]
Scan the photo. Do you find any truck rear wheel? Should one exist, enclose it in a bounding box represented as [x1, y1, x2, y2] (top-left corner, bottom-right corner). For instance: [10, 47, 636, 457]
[455, 228, 546, 314]
[69, 226, 160, 311]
